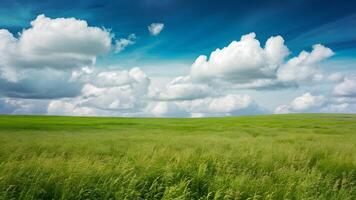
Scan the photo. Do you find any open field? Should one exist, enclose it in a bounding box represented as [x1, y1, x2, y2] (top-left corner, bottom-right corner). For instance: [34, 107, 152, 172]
[0, 114, 355, 199]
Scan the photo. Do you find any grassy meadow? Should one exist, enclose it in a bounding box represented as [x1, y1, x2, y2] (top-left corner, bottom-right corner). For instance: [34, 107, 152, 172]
[0, 114, 355, 199]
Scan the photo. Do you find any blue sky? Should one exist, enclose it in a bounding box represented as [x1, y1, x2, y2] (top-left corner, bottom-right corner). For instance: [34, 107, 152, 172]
[0, 0, 356, 117]
[2, 0, 356, 62]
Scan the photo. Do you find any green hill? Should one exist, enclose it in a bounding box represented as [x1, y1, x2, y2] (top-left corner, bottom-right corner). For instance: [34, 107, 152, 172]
[0, 114, 355, 199]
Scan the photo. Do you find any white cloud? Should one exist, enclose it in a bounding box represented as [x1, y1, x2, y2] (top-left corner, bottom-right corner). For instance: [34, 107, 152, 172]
[148, 23, 164, 36]
[152, 33, 291, 101]
[275, 93, 326, 114]
[265, 35, 291, 69]
[152, 76, 214, 100]
[274, 105, 290, 114]
[190, 33, 289, 84]
[0, 14, 115, 99]
[0, 14, 112, 82]
[149, 33, 335, 104]
[184, 33, 334, 93]
[148, 101, 189, 117]
[275, 77, 356, 114]
[47, 67, 152, 116]
[277, 44, 334, 82]
[1, 23, 353, 118]
[333, 77, 356, 97]
[326, 77, 356, 113]
[290, 93, 326, 110]
[178, 94, 257, 114]
[115, 34, 136, 53]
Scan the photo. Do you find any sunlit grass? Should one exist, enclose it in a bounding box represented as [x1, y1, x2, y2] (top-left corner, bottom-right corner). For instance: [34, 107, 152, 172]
[0, 114, 355, 199]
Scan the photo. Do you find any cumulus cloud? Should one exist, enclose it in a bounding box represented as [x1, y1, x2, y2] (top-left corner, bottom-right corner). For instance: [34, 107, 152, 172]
[148, 23, 164, 36]
[152, 76, 215, 101]
[80, 68, 150, 111]
[333, 77, 356, 97]
[154, 32, 335, 104]
[182, 33, 334, 92]
[275, 77, 356, 115]
[277, 44, 334, 82]
[47, 67, 152, 116]
[325, 77, 356, 113]
[0, 14, 114, 99]
[115, 34, 136, 53]
[0, 14, 111, 81]
[148, 101, 189, 117]
[190, 33, 289, 84]
[275, 93, 326, 114]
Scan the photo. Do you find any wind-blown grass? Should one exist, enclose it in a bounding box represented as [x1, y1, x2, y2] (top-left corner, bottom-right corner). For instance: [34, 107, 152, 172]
[0, 114, 355, 199]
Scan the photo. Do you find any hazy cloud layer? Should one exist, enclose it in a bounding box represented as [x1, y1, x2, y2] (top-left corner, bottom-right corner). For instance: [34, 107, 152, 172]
[148, 94, 265, 117]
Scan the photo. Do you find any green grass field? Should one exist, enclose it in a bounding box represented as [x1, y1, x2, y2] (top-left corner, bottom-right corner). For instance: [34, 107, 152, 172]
[0, 114, 355, 199]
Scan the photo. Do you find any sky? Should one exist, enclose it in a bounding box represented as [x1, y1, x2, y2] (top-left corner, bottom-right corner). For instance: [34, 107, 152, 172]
[0, 0, 356, 117]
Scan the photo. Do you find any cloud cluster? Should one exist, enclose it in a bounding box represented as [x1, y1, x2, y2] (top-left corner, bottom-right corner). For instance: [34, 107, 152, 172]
[1, 14, 355, 117]
[148, 23, 164, 36]
[44, 66, 264, 117]
[47, 67, 151, 116]
[275, 77, 356, 114]
[156, 33, 334, 103]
